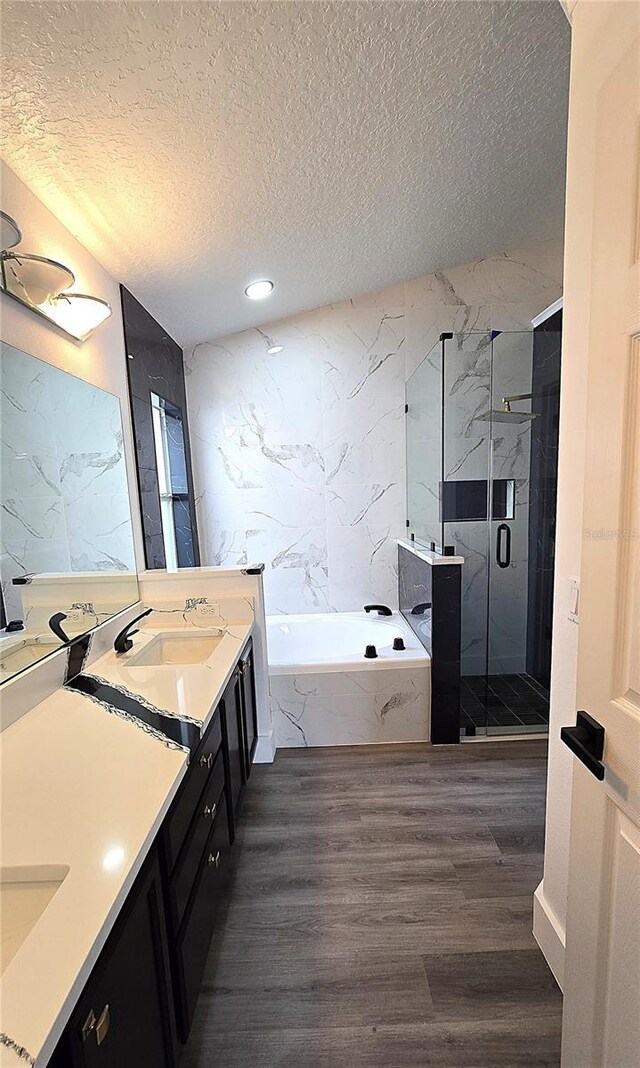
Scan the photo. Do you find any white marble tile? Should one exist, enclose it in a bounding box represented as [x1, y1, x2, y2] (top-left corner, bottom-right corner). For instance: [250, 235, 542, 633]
[405, 259, 493, 310]
[325, 481, 404, 529]
[271, 666, 430, 747]
[326, 524, 398, 572]
[248, 526, 327, 572]
[327, 562, 399, 613]
[323, 412, 405, 489]
[187, 237, 561, 619]
[64, 493, 136, 572]
[489, 237, 563, 306]
[270, 664, 430, 699]
[1, 344, 135, 609]
[0, 540, 72, 622]
[264, 565, 331, 616]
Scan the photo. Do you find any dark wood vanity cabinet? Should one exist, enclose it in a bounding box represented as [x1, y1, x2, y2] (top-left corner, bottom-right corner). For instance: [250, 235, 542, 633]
[240, 642, 258, 778]
[47, 638, 258, 1067]
[221, 666, 245, 830]
[53, 854, 177, 1068]
[162, 700, 230, 1041]
[221, 637, 257, 837]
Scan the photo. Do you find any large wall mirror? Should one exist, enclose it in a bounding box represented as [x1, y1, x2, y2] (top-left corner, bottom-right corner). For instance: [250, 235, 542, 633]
[0, 341, 139, 683]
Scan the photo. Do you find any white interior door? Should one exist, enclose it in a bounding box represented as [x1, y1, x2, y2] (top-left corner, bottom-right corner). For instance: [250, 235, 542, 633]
[561, 2, 640, 1066]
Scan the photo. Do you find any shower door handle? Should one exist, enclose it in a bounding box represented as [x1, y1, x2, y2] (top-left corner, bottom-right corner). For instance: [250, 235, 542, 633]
[496, 524, 511, 569]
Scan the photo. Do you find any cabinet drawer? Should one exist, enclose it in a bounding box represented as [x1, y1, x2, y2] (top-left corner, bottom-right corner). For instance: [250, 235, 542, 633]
[176, 793, 230, 1040]
[171, 750, 225, 929]
[165, 710, 222, 870]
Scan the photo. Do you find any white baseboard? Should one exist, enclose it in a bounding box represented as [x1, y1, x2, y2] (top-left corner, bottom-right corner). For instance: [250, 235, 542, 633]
[533, 881, 565, 991]
[254, 729, 276, 763]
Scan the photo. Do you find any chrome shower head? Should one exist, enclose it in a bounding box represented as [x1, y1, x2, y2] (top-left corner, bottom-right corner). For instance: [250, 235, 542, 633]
[476, 409, 538, 423]
[475, 392, 538, 423]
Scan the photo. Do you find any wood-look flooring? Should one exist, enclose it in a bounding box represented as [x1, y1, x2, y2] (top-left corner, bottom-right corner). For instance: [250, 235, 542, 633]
[182, 740, 562, 1068]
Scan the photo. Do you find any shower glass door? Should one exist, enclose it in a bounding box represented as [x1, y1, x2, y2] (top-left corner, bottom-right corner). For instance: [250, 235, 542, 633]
[484, 331, 549, 735]
[405, 325, 561, 739]
[441, 328, 561, 738]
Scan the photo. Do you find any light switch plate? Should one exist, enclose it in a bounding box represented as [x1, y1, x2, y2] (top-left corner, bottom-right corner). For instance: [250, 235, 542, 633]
[568, 576, 580, 623]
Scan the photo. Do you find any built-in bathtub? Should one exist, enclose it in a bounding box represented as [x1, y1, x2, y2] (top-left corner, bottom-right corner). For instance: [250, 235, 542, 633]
[267, 612, 431, 748]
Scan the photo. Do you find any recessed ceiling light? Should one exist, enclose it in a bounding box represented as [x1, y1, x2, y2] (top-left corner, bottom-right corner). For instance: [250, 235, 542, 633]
[245, 279, 274, 300]
[267, 345, 284, 355]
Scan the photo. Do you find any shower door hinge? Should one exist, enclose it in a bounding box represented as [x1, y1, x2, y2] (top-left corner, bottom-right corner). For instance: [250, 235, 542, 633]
[405, 403, 409, 413]
[406, 519, 410, 528]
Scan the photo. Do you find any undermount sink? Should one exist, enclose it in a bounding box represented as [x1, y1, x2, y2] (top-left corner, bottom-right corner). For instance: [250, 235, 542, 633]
[0, 639, 60, 681]
[1, 865, 69, 974]
[127, 631, 224, 667]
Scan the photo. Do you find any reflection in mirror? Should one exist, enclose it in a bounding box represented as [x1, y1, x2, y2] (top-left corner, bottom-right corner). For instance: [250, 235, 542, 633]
[0, 342, 139, 682]
[150, 393, 196, 569]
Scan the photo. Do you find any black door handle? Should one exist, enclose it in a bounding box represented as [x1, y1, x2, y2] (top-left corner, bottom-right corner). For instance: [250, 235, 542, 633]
[496, 523, 511, 569]
[560, 710, 605, 780]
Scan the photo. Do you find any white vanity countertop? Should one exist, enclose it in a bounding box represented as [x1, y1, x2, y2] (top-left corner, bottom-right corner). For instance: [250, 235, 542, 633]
[92, 620, 253, 726]
[0, 618, 253, 1068]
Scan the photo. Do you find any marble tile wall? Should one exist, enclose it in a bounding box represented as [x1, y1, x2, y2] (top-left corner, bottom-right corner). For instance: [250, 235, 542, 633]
[0, 344, 136, 622]
[271, 664, 431, 747]
[185, 236, 563, 616]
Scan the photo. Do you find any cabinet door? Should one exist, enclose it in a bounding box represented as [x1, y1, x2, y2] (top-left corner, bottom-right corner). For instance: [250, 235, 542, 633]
[240, 642, 258, 779]
[222, 669, 244, 823]
[67, 854, 176, 1068]
[175, 793, 231, 1040]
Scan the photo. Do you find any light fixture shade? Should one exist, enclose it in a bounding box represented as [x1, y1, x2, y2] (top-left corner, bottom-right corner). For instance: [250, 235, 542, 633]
[267, 345, 284, 355]
[245, 279, 274, 300]
[0, 211, 22, 252]
[38, 292, 112, 340]
[3, 252, 75, 305]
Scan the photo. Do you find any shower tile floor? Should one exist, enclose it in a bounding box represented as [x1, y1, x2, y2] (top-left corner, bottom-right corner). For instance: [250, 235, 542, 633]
[460, 674, 550, 737]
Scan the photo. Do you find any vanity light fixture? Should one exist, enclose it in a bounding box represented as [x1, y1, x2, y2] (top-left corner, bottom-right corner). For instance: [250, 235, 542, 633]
[4, 252, 75, 305]
[38, 292, 112, 341]
[266, 344, 284, 355]
[0, 210, 22, 251]
[0, 209, 112, 341]
[244, 279, 274, 300]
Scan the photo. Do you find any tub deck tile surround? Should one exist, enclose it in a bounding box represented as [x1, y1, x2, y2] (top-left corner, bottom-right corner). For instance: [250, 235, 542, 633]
[182, 739, 561, 1067]
[268, 612, 430, 748]
[271, 666, 430, 747]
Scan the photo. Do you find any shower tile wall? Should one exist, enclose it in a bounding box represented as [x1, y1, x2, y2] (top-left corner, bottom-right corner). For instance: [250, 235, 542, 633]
[186, 237, 562, 615]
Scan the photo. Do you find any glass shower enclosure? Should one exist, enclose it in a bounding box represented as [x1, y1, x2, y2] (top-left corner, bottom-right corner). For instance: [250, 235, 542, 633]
[406, 322, 562, 738]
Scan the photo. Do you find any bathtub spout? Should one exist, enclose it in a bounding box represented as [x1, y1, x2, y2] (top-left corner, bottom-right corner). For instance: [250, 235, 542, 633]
[364, 604, 392, 617]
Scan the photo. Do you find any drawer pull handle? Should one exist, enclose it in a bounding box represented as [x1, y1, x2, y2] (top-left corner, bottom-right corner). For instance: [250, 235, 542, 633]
[208, 850, 221, 868]
[203, 802, 217, 820]
[81, 1009, 96, 1043]
[96, 1004, 110, 1045]
[199, 752, 213, 769]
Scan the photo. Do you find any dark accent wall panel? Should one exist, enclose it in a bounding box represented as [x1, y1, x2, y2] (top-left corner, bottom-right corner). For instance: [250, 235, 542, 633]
[398, 544, 461, 744]
[526, 308, 562, 686]
[121, 286, 200, 570]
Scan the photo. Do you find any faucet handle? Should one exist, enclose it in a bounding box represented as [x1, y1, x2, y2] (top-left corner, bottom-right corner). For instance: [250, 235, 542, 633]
[49, 612, 71, 644]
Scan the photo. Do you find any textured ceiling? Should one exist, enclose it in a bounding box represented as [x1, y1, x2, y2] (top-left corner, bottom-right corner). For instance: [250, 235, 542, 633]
[0, 1, 570, 347]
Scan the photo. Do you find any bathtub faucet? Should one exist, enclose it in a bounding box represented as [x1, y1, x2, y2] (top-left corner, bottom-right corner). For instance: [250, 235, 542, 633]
[364, 604, 393, 617]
